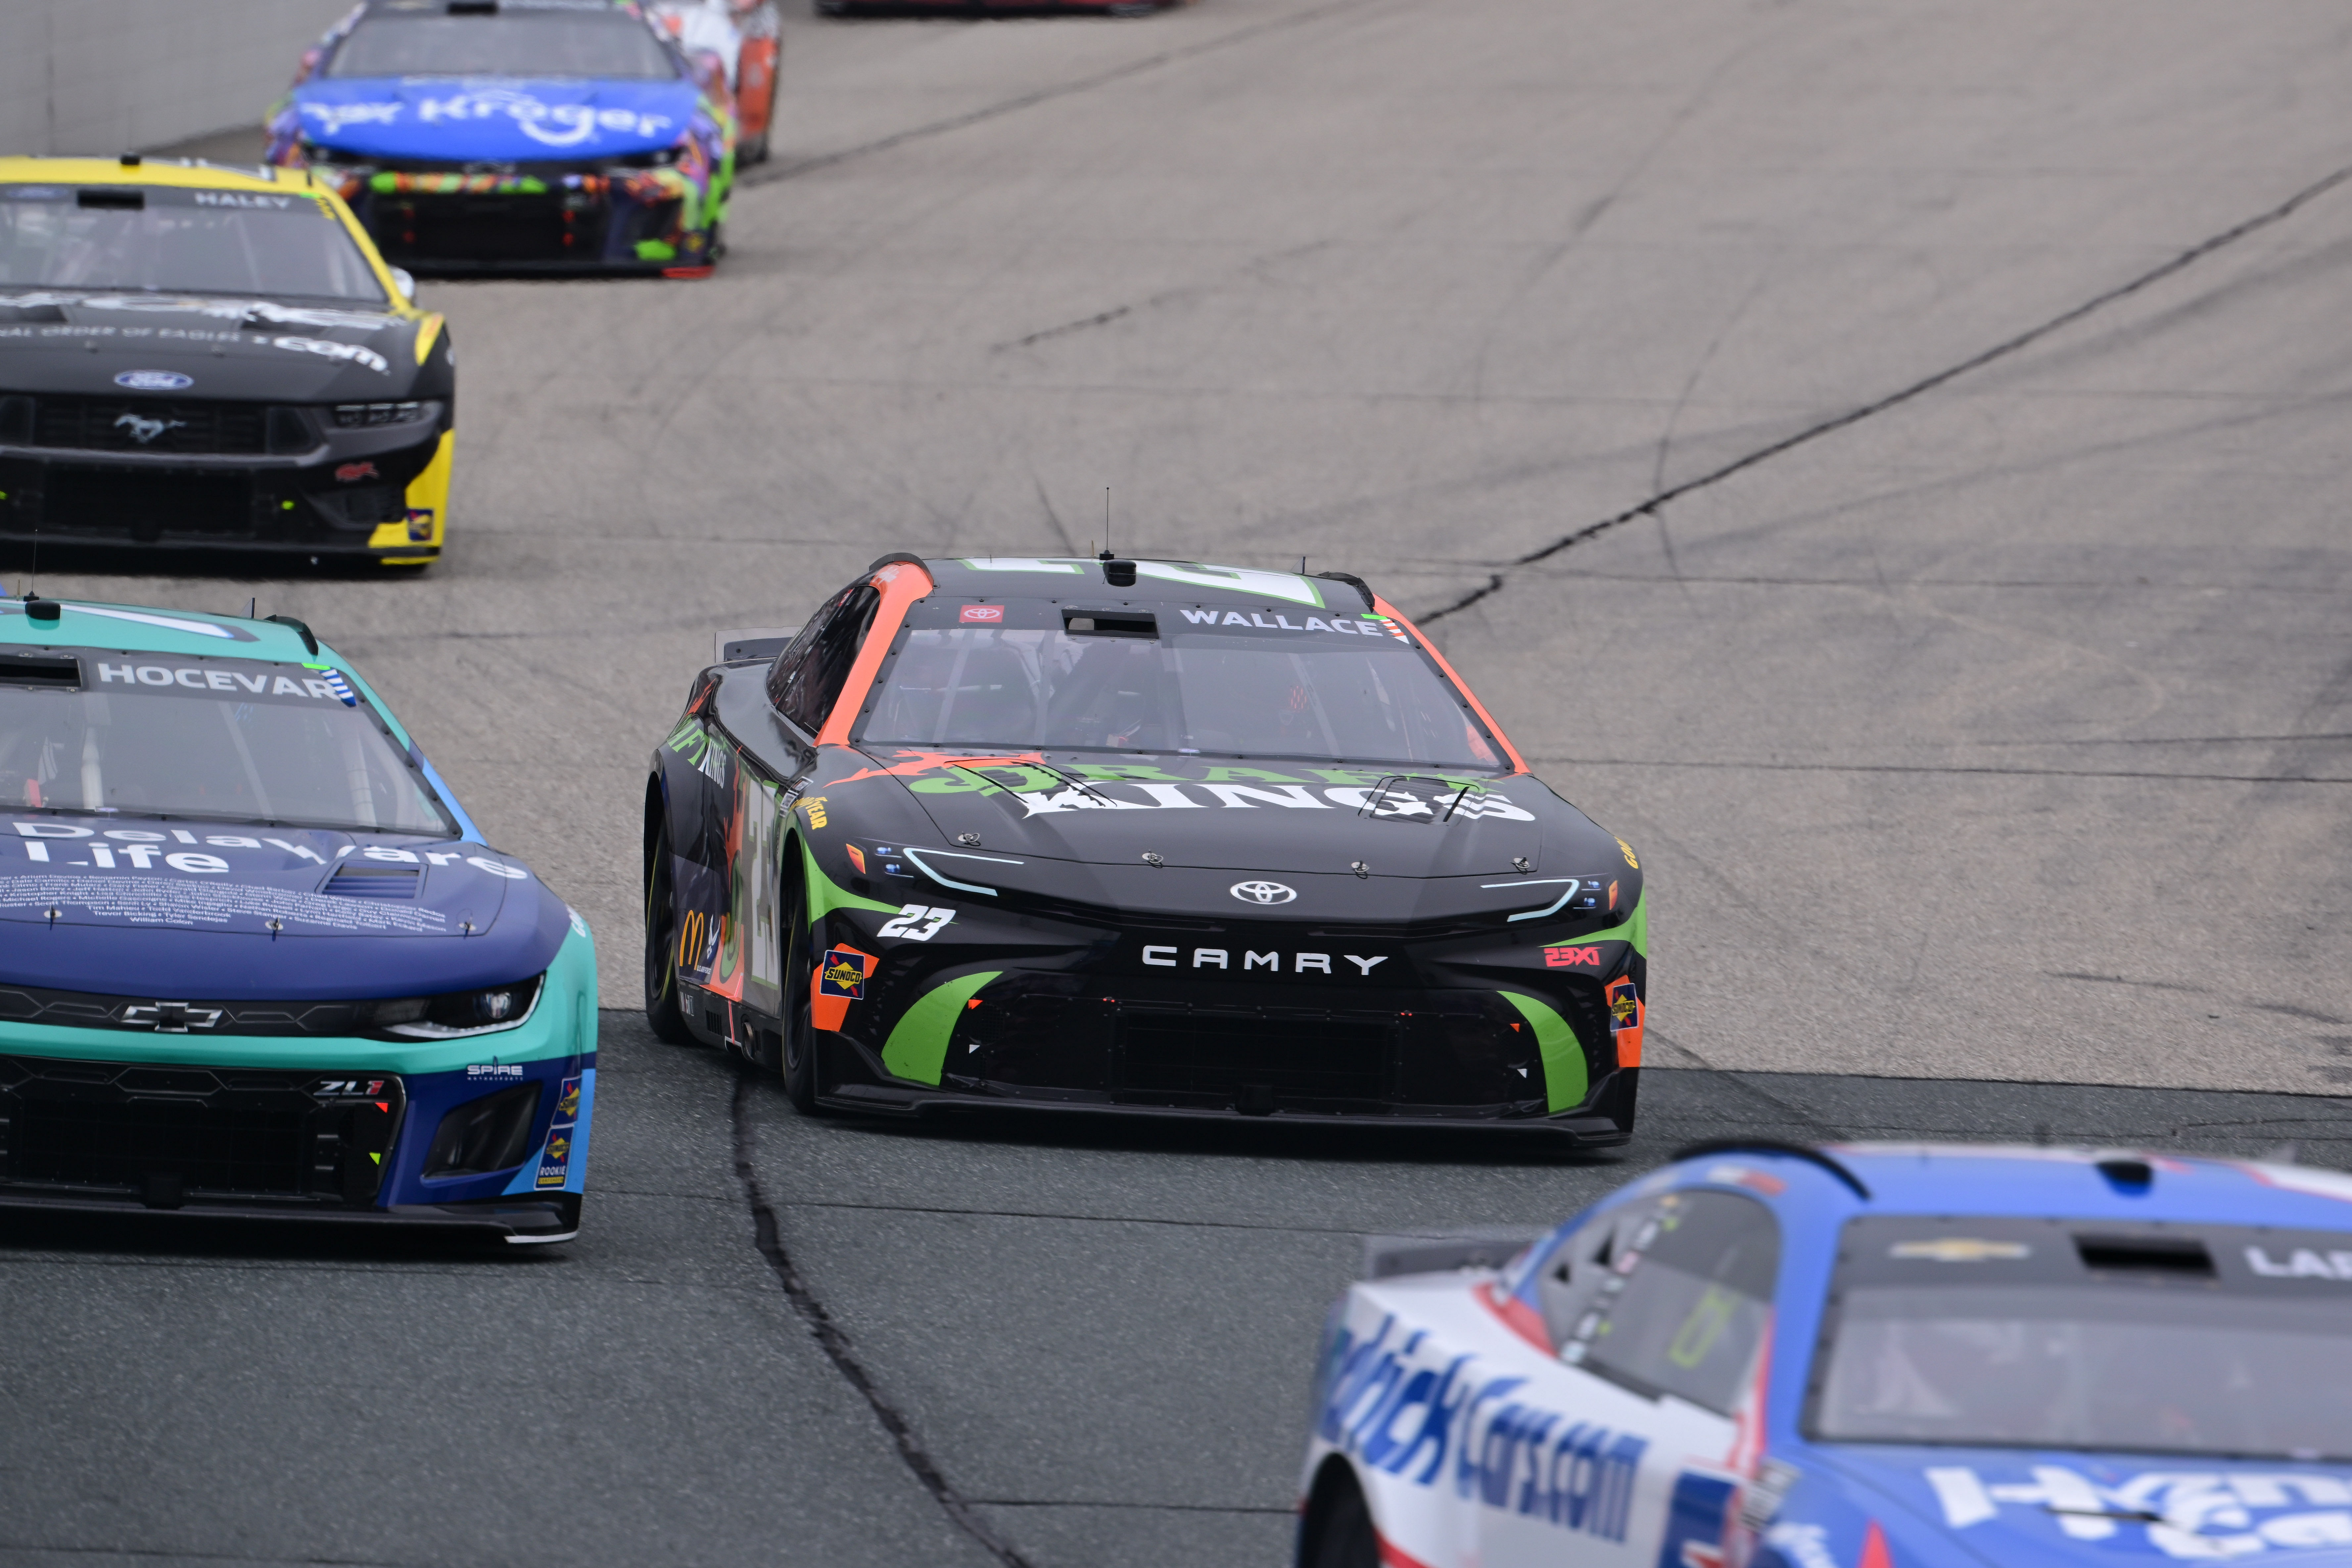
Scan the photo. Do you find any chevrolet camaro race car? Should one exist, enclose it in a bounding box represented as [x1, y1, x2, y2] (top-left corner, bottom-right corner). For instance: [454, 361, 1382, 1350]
[0, 593, 594, 1241]
[645, 553, 1647, 1139]
[1300, 1141, 2352, 1568]
[270, 0, 736, 277]
[0, 157, 454, 565]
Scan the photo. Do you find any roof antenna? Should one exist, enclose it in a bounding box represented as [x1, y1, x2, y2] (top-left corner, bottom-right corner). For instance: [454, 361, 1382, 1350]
[23, 530, 56, 623]
[1099, 487, 1113, 562]
[247, 597, 257, 620]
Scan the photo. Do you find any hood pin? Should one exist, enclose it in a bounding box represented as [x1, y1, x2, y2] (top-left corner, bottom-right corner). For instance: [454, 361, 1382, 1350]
[957, 832, 981, 846]
[1512, 856, 1531, 872]
[1141, 852, 1163, 867]
[265, 918, 283, 938]
[1351, 861, 1370, 879]
[44, 905, 62, 926]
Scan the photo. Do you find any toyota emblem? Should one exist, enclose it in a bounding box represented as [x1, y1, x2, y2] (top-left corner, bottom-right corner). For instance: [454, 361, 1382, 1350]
[1229, 880, 1297, 905]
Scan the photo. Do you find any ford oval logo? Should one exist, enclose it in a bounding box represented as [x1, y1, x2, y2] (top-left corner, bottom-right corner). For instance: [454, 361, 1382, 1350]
[115, 370, 193, 391]
[1229, 880, 1297, 905]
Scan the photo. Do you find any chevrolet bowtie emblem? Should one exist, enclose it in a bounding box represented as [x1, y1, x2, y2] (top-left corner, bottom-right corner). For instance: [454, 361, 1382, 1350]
[122, 1001, 222, 1033]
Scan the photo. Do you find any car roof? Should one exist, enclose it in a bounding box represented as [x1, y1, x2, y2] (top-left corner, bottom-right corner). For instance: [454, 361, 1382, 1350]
[1669, 1141, 2352, 1234]
[0, 158, 316, 194]
[916, 555, 1373, 613]
[1, 598, 318, 663]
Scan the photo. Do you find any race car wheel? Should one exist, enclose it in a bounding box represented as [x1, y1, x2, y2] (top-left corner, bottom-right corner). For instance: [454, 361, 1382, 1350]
[1298, 1463, 1378, 1568]
[644, 816, 695, 1046]
[778, 863, 833, 1116]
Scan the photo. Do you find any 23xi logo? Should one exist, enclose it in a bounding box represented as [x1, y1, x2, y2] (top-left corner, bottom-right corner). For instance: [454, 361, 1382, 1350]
[1229, 880, 1297, 905]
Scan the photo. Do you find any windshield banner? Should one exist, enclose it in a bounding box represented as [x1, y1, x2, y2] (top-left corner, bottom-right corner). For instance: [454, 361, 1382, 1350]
[293, 78, 699, 161]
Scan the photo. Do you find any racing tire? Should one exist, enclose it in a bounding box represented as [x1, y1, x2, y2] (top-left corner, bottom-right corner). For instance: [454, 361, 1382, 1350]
[1298, 1464, 1378, 1568]
[779, 860, 834, 1115]
[644, 816, 696, 1046]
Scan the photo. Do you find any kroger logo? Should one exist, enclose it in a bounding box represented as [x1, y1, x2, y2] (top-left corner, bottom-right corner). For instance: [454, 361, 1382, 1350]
[1229, 880, 1296, 905]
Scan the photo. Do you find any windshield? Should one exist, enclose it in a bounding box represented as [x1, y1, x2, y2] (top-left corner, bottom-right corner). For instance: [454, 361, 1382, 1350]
[0, 186, 387, 303]
[1812, 1217, 2352, 1460]
[863, 602, 1503, 769]
[0, 651, 452, 835]
[327, 12, 679, 78]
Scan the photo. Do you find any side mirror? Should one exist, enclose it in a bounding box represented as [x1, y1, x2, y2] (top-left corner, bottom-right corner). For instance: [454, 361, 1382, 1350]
[388, 266, 417, 302]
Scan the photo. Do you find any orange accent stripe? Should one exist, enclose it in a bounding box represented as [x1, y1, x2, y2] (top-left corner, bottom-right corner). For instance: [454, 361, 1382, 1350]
[1370, 594, 1529, 774]
[816, 563, 936, 748]
[1857, 1519, 1894, 1568]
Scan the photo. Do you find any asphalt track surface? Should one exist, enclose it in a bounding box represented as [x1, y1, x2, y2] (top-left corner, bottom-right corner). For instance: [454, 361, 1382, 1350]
[6, 1, 2352, 1563]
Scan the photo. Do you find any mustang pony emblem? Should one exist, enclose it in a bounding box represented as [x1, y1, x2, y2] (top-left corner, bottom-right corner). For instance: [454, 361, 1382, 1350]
[113, 412, 186, 445]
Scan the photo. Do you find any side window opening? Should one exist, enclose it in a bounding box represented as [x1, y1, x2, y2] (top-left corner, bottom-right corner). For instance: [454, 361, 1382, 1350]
[1561, 1190, 1781, 1415]
[768, 582, 880, 736]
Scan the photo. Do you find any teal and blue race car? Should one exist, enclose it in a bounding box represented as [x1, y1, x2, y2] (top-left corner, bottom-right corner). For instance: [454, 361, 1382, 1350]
[0, 592, 594, 1241]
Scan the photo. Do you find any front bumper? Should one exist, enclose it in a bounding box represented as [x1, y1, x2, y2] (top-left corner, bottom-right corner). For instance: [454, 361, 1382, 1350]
[0, 931, 598, 1238]
[0, 417, 451, 559]
[341, 169, 718, 274]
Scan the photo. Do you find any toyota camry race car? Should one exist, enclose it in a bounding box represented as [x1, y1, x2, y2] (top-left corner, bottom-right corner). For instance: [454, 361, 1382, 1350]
[0, 593, 595, 1241]
[1300, 1141, 2352, 1568]
[0, 156, 453, 565]
[645, 553, 1647, 1140]
[270, 0, 736, 276]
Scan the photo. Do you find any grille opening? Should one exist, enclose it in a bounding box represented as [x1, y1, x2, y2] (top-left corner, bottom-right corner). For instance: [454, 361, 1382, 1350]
[1115, 1009, 1395, 1104]
[2076, 1235, 2215, 1277]
[423, 1083, 541, 1177]
[14, 1096, 306, 1194]
[44, 466, 253, 537]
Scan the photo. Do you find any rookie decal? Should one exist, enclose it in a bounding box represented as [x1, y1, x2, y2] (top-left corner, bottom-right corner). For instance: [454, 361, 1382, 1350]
[959, 605, 1004, 623]
[536, 1130, 572, 1189]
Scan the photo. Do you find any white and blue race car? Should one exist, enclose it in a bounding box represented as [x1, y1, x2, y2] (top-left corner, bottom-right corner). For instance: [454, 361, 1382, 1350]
[1301, 1140, 2352, 1567]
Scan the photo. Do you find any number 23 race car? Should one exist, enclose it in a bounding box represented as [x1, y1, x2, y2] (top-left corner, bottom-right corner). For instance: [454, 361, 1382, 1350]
[1300, 1142, 2352, 1568]
[645, 553, 1647, 1140]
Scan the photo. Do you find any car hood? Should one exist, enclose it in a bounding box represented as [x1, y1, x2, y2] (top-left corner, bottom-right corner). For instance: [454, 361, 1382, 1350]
[1806, 1445, 2352, 1565]
[865, 750, 1567, 879]
[0, 292, 418, 401]
[0, 814, 569, 998]
[291, 76, 701, 162]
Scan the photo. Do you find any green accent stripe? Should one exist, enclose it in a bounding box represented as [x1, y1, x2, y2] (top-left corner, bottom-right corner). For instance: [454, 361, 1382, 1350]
[1499, 990, 1588, 1113]
[882, 971, 1000, 1085]
[801, 836, 900, 923]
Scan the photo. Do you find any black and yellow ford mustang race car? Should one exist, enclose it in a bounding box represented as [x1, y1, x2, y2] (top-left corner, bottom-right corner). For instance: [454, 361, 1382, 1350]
[644, 554, 1648, 1143]
[0, 156, 453, 565]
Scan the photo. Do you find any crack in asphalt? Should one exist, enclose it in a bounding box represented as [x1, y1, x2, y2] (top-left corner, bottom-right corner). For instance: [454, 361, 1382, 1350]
[1414, 160, 2352, 627]
[741, 0, 1381, 189]
[729, 1076, 1038, 1568]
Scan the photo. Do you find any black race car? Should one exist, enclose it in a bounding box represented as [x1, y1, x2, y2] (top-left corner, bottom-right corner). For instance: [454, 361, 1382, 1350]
[0, 157, 454, 565]
[644, 554, 1648, 1143]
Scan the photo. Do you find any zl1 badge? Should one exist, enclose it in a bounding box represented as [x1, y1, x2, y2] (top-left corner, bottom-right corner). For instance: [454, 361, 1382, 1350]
[811, 944, 877, 1033]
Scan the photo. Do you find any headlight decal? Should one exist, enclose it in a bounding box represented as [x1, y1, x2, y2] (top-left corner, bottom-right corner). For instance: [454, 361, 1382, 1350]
[881, 970, 1001, 1085]
[1497, 990, 1587, 1112]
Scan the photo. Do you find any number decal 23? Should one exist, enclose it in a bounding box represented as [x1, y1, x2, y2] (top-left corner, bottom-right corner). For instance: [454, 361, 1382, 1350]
[877, 904, 956, 941]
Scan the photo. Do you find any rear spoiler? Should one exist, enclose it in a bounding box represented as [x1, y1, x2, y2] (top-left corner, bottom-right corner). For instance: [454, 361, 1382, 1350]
[1361, 1230, 1545, 1281]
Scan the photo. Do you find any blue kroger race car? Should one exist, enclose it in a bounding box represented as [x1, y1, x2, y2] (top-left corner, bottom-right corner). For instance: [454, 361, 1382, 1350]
[1300, 1141, 2352, 1567]
[269, 0, 735, 277]
[0, 593, 595, 1241]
